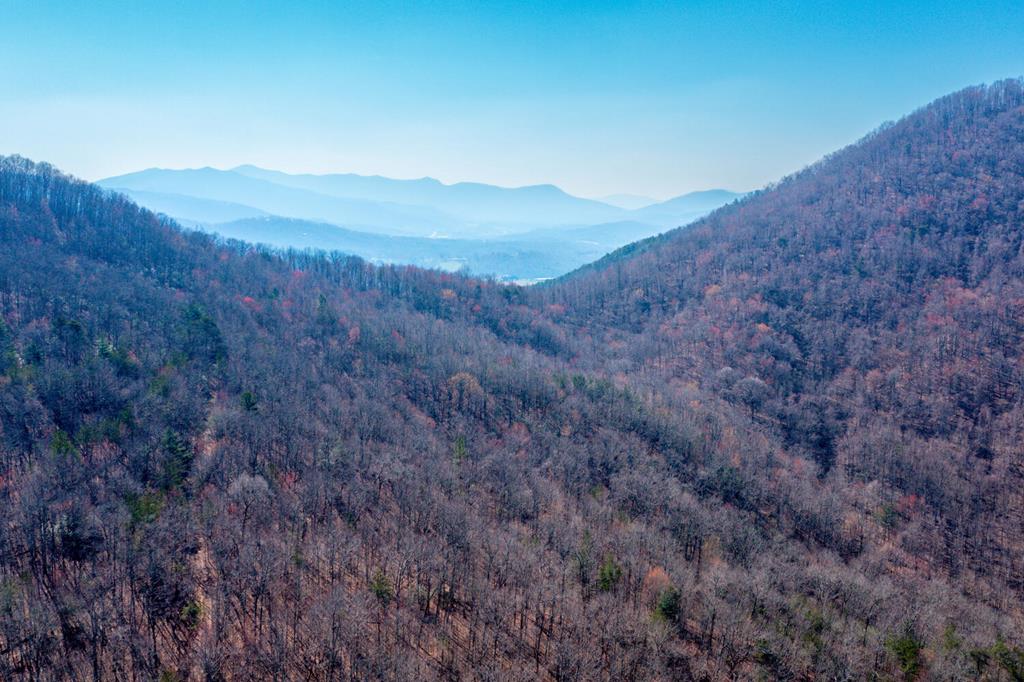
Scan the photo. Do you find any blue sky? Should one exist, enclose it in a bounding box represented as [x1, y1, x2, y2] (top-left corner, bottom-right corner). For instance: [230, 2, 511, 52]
[1, 1, 1021, 198]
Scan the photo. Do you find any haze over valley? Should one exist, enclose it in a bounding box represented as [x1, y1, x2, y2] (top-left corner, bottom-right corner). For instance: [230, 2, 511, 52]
[98, 166, 743, 281]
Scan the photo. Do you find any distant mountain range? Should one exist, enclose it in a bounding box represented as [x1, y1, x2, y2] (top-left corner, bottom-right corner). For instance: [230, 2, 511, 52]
[98, 167, 743, 280]
[229, 165, 627, 229]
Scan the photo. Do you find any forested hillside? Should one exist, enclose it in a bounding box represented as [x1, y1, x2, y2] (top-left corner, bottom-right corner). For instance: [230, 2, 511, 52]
[1, 80, 1024, 681]
[542, 79, 1024, 607]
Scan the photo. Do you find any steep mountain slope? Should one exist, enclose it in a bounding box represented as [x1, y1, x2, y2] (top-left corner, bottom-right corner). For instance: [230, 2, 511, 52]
[7, 157, 705, 680]
[544, 78, 1024, 605]
[2, 79, 1024, 681]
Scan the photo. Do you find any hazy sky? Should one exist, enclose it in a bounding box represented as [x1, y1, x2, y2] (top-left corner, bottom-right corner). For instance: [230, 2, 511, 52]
[1, 1, 1022, 199]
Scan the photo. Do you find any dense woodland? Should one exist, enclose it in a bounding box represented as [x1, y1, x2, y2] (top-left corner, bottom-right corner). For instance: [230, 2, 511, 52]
[1, 80, 1023, 680]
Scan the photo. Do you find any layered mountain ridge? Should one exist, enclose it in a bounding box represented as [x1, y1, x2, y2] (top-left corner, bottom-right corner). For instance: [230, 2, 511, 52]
[98, 167, 743, 281]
